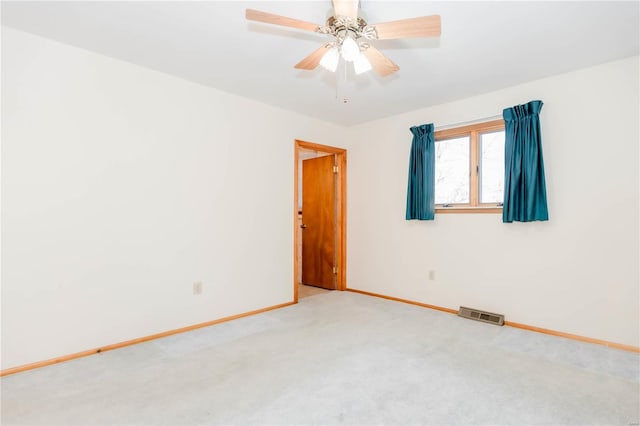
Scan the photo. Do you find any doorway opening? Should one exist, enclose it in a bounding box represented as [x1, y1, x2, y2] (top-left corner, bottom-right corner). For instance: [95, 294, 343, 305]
[294, 140, 346, 302]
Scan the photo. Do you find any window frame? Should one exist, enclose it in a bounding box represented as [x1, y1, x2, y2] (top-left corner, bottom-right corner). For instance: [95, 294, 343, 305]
[434, 119, 505, 214]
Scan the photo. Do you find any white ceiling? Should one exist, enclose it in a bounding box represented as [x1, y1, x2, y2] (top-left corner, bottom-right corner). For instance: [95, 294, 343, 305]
[2, 1, 638, 126]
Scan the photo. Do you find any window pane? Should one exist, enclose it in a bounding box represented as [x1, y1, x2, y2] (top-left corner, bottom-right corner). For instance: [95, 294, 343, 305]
[435, 137, 470, 204]
[480, 131, 505, 204]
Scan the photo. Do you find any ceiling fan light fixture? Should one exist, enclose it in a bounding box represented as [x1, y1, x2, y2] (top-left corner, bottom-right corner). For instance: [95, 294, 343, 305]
[340, 36, 360, 62]
[319, 47, 339, 72]
[245, 3, 443, 78]
[353, 52, 372, 74]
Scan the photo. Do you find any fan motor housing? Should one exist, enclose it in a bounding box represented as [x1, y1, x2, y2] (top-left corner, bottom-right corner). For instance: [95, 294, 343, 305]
[323, 15, 372, 39]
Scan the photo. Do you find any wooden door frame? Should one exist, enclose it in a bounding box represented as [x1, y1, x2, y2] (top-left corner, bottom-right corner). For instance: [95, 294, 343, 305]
[294, 139, 347, 302]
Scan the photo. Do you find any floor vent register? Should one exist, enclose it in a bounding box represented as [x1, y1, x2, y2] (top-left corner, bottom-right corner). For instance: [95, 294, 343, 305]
[458, 306, 505, 326]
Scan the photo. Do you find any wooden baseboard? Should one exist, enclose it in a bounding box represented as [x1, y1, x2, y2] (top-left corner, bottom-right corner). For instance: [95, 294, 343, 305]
[503, 320, 640, 353]
[346, 288, 640, 353]
[0, 301, 296, 377]
[4, 290, 637, 377]
[346, 288, 458, 314]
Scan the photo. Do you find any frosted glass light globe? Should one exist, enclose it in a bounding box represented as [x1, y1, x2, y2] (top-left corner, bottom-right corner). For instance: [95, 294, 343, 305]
[340, 37, 360, 62]
[319, 47, 339, 72]
[353, 53, 372, 74]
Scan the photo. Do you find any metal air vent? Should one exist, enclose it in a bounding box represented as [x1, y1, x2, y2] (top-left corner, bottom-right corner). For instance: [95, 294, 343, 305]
[458, 306, 504, 326]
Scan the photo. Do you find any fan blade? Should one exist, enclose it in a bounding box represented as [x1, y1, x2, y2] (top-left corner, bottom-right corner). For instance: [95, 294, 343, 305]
[246, 9, 320, 32]
[332, 0, 359, 18]
[362, 46, 399, 77]
[294, 45, 331, 70]
[373, 15, 441, 39]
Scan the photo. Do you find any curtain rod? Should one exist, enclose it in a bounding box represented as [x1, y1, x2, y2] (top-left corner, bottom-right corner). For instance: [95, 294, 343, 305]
[434, 114, 503, 131]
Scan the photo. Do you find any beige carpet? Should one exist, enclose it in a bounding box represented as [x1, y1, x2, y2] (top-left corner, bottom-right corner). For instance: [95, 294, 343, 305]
[2, 291, 638, 425]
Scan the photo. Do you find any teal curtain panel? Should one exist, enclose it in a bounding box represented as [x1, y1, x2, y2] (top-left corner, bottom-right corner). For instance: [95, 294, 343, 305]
[406, 124, 435, 220]
[502, 100, 549, 222]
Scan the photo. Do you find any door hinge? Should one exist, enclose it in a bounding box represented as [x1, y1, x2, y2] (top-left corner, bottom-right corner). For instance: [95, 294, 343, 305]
[333, 165, 339, 174]
[333, 266, 338, 274]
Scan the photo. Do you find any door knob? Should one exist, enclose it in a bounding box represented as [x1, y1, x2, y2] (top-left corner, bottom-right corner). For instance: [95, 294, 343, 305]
[300, 224, 307, 229]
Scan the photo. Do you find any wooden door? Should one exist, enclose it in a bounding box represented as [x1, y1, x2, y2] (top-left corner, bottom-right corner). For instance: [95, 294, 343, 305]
[302, 155, 336, 290]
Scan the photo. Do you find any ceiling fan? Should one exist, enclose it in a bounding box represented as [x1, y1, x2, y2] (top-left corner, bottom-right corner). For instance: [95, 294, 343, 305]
[245, 0, 441, 77]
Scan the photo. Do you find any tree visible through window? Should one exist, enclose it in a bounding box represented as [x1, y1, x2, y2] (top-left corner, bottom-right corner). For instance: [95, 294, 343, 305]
[480, 131, 505, 204]
[434, 120, 505, 212]
[435, 136, 469, 204]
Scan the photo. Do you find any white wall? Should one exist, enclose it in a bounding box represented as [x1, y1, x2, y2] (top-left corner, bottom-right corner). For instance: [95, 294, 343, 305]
[1, 28, 344, 369]
[344, 56, 639, 347]
[3, 27, 638, 371]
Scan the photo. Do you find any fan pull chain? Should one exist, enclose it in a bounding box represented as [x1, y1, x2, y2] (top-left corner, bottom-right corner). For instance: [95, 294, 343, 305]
[334, 60, 342, 101]
[335, 59, 349, 104]
[342, 60, 349, 104]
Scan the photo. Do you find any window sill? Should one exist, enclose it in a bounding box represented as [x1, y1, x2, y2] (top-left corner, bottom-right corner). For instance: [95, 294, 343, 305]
[435, 206, 502, 214]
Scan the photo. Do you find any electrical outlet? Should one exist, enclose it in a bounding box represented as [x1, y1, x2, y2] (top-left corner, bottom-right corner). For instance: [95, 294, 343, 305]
[428, 270, 435, 281]
[193, 281, 203, 295]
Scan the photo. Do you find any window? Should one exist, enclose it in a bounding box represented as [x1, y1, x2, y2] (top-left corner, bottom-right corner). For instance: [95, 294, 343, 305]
[434, 120, 505, 213]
